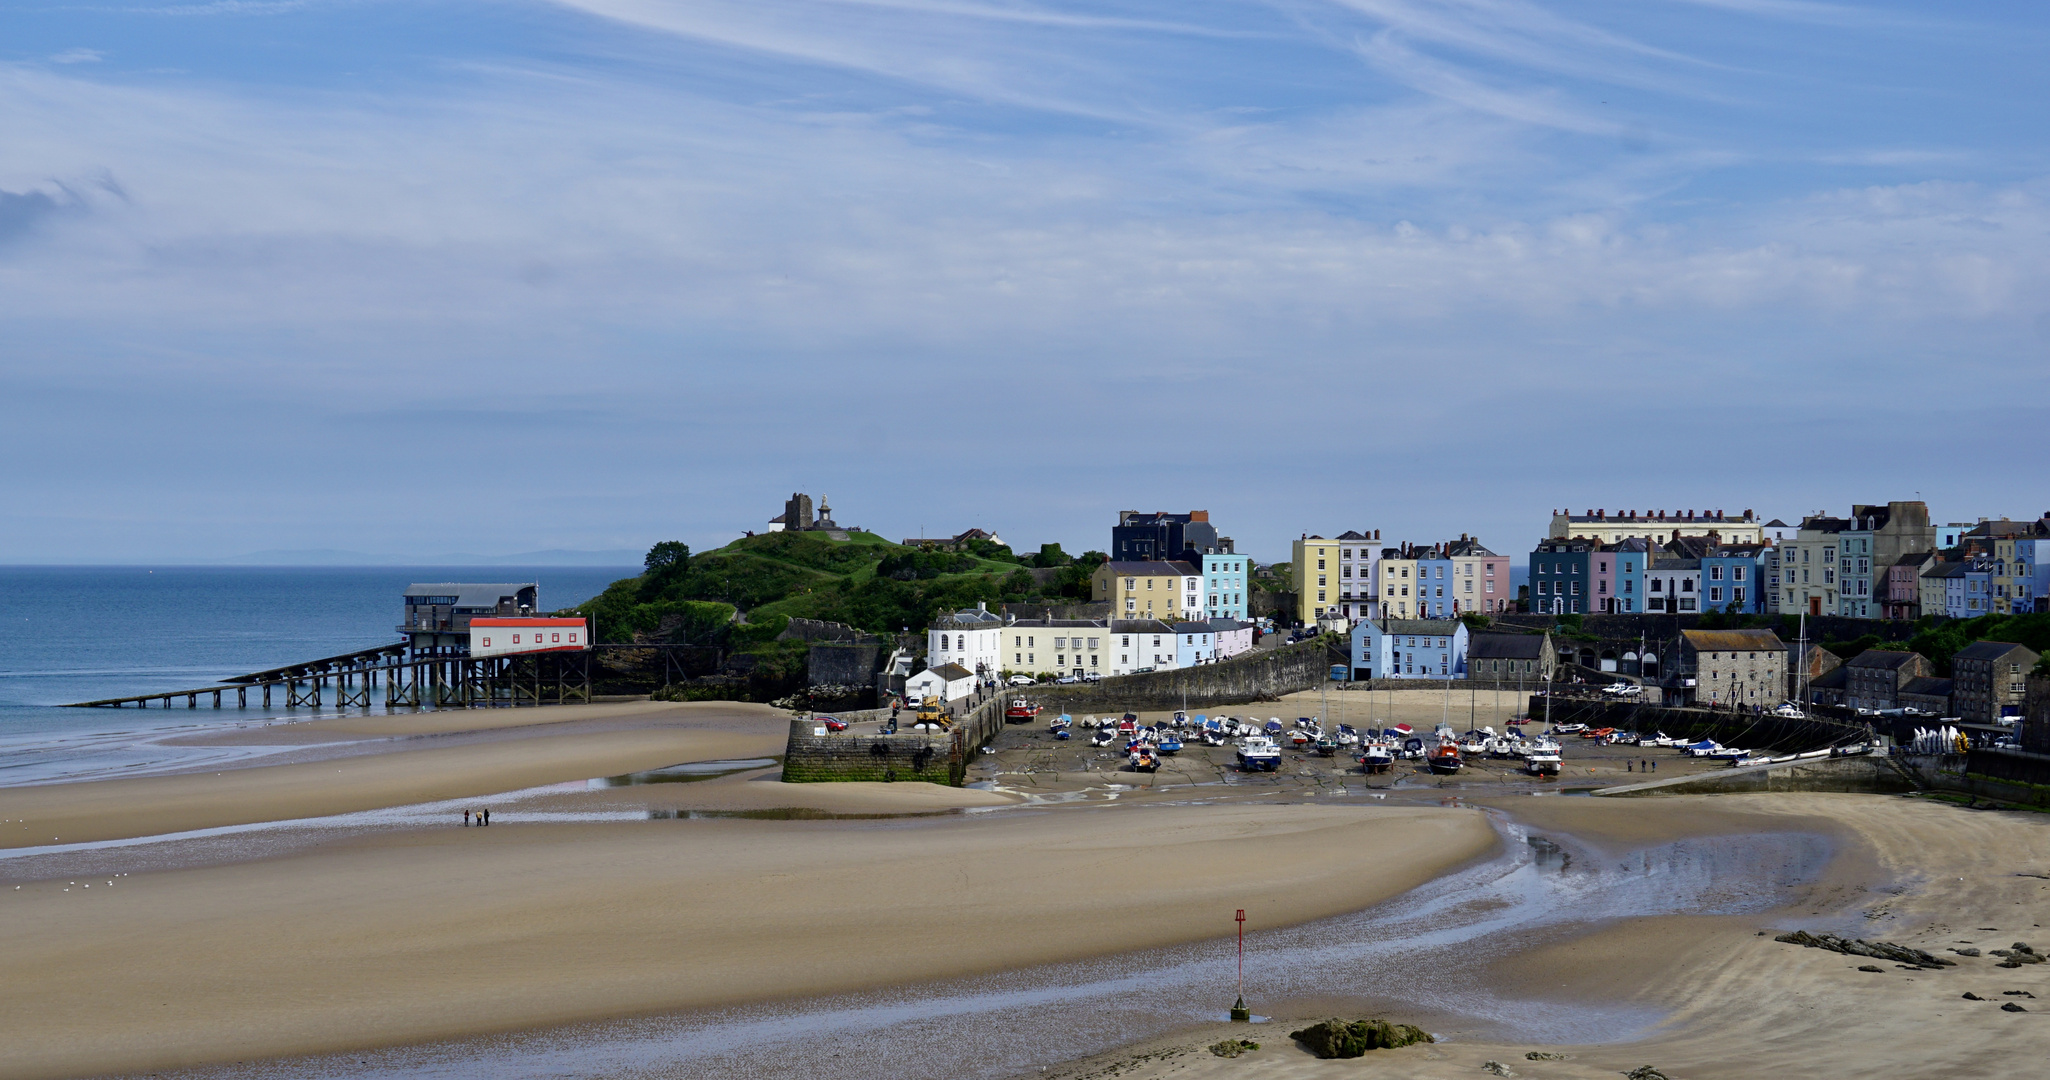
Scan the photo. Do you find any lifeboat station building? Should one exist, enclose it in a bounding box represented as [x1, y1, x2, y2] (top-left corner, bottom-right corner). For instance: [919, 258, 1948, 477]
[403, 583, 540, 657]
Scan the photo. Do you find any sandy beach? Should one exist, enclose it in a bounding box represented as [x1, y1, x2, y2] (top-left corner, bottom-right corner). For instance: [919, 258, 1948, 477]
[0, 699, 1497, 1080]
[1038, 793, 2050, 1080]
[4, 693, 2047, 1080]
[0, 701, 794, 846]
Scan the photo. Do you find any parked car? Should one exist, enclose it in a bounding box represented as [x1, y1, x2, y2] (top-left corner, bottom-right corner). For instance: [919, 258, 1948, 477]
[820, 716, 847, 732]
[1082, 672, 1103, 682]
[1007, 674, 1034, 686]
[1054, 675, 1079, 684]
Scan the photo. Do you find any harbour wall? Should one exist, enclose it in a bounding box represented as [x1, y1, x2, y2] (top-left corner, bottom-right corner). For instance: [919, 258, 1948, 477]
[1526, 696, 1873, 754]
[1024, 637, 1338, 713]
[781, 694, 1006, 786]
[1596, 755, 1917, 797]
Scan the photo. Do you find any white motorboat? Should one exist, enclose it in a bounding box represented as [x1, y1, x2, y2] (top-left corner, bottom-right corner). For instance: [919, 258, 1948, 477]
[1236, 735, 1282, 772]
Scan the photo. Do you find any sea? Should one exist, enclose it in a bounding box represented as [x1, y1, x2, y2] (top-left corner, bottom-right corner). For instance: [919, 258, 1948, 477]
[0, 566, 636, 787]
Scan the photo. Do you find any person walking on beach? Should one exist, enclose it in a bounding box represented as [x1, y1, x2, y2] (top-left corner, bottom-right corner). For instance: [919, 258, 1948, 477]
[1626, 760, 1633, 773]
[482, 808, 490, 826]
[463, 809, 471, 827]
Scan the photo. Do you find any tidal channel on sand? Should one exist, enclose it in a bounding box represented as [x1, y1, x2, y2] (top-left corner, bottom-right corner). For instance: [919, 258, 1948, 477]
[153, 814, 1832, 1080]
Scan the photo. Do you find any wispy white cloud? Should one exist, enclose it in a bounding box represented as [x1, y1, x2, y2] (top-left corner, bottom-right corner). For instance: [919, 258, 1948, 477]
[1, 1, 2045, 558]
[49, 48, 104, 64]
[1658, 0, 1933, 30]
[1348, 29, 1614, 134]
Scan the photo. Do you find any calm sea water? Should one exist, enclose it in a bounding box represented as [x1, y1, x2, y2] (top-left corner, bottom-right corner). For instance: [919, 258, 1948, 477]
[0, 566, 634, 784]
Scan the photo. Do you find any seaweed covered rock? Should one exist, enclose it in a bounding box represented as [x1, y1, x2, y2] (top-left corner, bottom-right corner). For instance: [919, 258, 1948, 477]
[1623, 1068, 1670, 1080]
[1209, 1039, 1260, 1058]
[1288, 1018, 1433, 1058]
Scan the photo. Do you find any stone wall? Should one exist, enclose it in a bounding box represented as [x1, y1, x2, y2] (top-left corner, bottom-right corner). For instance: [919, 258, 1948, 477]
[1598, 755, 1916, 797]
[1026, 637, 1337, 713]
[1527, 696, 1873, 752]
[807, 641, 882, 687]
[781, 693, 1006, 785]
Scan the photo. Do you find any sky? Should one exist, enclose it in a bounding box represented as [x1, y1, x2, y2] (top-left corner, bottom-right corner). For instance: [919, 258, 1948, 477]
[1, 0, 2046, 566]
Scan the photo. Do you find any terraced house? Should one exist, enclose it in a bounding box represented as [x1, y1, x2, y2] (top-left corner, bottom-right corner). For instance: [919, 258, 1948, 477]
[1091, 560, 1201, 621]
[1293, 532, 1385, 624]
[1529, 538, 1594, 615]
[1351, 618, 1470, 681]
[1003, 618, 1109, 680]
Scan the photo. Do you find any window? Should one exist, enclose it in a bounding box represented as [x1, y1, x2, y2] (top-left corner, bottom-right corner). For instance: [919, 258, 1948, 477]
[1734, 566, 1747, 581]
[1710, 565, 1724, 580]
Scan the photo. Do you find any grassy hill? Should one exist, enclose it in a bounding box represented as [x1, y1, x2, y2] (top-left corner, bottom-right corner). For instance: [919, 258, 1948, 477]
[562, 532, 1105, 648]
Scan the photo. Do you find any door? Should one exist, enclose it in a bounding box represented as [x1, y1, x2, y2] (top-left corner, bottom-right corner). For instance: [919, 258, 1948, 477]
[1809, 596, 1822, 616]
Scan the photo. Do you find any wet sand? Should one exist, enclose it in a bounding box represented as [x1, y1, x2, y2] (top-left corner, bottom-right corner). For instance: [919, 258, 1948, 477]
[0, 803, 1494, 1080]
[8, 691, 2047, 1080]
[1036, 793, 2050, 1080]
[0, 702, 793, 846]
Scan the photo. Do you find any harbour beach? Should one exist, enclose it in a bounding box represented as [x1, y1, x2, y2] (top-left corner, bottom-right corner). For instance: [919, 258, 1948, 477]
[0, 691, 2045, 1080]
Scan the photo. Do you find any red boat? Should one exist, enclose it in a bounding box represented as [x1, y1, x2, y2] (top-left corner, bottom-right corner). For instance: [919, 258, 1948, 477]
[1005, 698, 1043, 723]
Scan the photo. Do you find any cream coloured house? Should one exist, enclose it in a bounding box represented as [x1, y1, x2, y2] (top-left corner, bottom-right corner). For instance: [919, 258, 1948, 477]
[1092, 560, 1201, 621]
[1003, 619, 1110, 679]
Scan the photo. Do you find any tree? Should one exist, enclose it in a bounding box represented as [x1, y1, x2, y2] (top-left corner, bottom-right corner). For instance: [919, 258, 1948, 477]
[639, 541, 693, 601]
[644, 541, 691, 573]
[1030, 542, 1071, 568]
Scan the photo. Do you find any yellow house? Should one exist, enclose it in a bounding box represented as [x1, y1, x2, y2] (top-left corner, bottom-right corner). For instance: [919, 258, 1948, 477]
[1378, 552, 1419, 619]
[1292, 536, 1341, 623]
[1092, 560, 1201, 621]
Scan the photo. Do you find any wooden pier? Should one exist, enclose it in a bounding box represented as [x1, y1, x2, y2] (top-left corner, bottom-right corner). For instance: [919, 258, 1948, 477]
[63, 646, 594, 711]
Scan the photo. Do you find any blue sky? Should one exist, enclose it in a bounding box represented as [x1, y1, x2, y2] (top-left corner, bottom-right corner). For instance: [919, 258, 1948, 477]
[2, 0, 2046, 565]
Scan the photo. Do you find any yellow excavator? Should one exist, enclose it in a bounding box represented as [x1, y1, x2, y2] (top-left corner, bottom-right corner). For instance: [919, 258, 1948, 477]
[914, 696, 952, 730]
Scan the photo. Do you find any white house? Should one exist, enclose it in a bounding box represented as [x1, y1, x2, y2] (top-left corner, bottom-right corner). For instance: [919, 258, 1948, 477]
[1109, 619, 1179, 675]
[904, 662, 976, 705]
[1644, 558, 1703, 614]
[1210, 618, 1255, 660]
[927, 604, 1005, 684]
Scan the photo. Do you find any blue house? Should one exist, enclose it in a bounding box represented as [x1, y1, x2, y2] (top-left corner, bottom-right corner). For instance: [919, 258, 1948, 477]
[1607, 536, 1656, 614]
[1202, 554, 1251, 621]
[1172, 622, 1218, 667]
[1700, 543, 1771, 614]
[1352, 618, 1470, 681]
[1414, 551, 1455, 618]
[2019, 537, 2048, 614]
